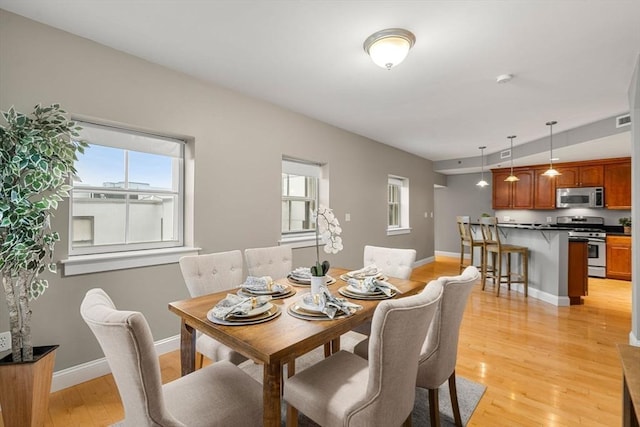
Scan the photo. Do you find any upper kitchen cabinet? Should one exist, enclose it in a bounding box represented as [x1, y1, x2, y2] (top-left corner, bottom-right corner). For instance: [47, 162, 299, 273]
[492, 169, 534, 209]
[533, 168, 556, 209]
[555, 164, 603, 187]
[604, 160, 631, 209]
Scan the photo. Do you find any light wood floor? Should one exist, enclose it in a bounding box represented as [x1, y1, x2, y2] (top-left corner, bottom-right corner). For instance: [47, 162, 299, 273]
[2, 256, 632, 426]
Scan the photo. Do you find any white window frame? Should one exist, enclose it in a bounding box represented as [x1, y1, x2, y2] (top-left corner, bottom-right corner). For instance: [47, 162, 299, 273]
[280, 158, 328, 248]
[61, 120, 198, 275]
[387, 175, 411, 236]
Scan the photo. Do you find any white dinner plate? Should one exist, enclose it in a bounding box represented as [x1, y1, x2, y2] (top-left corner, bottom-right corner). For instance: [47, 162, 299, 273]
[230, 302, 273, 318]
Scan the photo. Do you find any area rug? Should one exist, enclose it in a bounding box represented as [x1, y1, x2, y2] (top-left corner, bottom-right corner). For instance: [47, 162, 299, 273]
[238, 332, 486, 426]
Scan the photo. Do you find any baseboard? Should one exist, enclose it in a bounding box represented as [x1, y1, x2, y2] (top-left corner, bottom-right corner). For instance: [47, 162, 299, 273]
[482, 281, 570, 307]
[51, 334, 180, 392]
[630, 331, 640, 346]
[413, 255, 435, 267]
[435, 250, 468, 259]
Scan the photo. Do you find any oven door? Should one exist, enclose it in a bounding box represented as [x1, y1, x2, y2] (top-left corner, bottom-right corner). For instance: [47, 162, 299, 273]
[586, 239, 606, 267]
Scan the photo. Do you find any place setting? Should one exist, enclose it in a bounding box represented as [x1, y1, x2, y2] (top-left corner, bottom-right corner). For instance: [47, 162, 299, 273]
[237, 275, 295, 299]
[287, 266, 336, 287]
[288, 287, 362, 321]
[207, 293, 281, 326]
[338, 276, 402, 300]
[339, 264, 387, 282]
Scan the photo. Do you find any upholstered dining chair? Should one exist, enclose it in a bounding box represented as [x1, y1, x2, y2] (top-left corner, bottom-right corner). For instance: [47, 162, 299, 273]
[353, 245, 417, 336]
[354, 265, 480, 427]
[363, 245, 416, 280]
[283, 280, 443, 427]
[179, 251, 247, 367]
[244, 245, 293, 279]
[80, 288, 263, 427]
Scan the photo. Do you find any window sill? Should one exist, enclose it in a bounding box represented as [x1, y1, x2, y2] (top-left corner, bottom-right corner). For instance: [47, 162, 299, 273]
[387, 227, 412, 236]
[60, 247, 201, 276]
[279, 234, 325, 249]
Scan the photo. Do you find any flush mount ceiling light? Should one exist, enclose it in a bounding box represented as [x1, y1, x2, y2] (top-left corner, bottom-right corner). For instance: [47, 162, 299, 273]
[363, 28, 416, 70]
[477, 146, 489, 187]
[543, 121, 561, 177]
[504, 135, 520, 182]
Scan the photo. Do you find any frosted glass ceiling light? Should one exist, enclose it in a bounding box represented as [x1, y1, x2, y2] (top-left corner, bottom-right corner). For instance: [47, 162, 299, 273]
[477, 146, 489, 187]
[543, 121, 561, 177]
[504, 135, 520, 182]
[363, 28, 416, 70]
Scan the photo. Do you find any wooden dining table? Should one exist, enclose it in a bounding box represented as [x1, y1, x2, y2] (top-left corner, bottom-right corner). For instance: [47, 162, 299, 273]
[168, 267, 428, 427]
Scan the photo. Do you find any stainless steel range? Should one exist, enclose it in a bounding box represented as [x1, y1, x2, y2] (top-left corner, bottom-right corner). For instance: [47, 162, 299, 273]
[557, 216, 606, 278]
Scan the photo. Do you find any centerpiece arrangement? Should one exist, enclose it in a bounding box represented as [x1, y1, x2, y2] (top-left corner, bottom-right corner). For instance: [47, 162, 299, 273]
[310, 205, 342, 296]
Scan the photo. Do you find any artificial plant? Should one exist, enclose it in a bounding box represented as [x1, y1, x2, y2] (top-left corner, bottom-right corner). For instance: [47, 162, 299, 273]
[0, 104, 87, 362]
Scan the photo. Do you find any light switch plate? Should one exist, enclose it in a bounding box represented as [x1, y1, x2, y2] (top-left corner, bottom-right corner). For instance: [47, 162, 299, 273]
[0, 331, 10, 352]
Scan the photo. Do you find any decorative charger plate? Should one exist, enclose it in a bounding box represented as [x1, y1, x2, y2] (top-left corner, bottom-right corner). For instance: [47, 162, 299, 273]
[237, 283, 295, 299]
[287, 304, 351, 321]
[287, 275, 336, 287]
[207, 304, 282, 326]
[339, 274, 387, 282]
[338, 286, 395, 300]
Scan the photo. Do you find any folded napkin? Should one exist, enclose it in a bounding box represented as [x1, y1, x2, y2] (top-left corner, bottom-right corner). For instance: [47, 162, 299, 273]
[210, 294, 272, 319]
[290, 267, 312, 280]
[242, 276, 287, 293]
[304, 288, 362, 319]
[347, 277, 401, 297]
[349, 264, 380, 278]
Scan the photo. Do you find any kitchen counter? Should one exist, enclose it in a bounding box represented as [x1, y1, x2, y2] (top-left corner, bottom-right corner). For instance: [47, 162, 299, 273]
[471, 224, 571, 306]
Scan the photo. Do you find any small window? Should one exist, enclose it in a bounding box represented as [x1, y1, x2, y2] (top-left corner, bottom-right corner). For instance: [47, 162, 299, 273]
[282, 159, 320, 236]
[388, 175, 410, 234]
[70, 122, 184, 255]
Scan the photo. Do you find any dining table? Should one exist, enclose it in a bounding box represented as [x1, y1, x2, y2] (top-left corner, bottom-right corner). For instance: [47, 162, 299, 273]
[168, 267, 428, 427]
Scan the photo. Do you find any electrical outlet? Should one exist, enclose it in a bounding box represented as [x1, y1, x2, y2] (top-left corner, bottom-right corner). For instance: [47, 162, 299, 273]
[547, 217, 553, 223]
[0, 331, 10, 352]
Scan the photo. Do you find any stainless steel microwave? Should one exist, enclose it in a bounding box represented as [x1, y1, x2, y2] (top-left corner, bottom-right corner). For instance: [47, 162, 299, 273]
[556, 187, 604, 208]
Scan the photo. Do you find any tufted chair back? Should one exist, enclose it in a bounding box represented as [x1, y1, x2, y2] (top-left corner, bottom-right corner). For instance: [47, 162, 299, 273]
[244, 245, 293, 279]
[179, 250, 243, 297]
[363, 245, 416, 280]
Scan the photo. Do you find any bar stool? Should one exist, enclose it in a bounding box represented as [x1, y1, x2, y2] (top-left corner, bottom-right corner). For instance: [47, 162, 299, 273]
[456, 216, 485, 273]
[479, 216, 529, 297]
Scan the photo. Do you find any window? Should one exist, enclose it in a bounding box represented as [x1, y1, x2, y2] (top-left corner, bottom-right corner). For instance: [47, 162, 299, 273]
[281, 158, 323, 246]
[69, 121, 184, 255]
[388, 175, 410, 235]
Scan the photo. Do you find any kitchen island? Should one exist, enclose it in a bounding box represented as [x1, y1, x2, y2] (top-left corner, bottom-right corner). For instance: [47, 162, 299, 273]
[471, 224, 572, 306]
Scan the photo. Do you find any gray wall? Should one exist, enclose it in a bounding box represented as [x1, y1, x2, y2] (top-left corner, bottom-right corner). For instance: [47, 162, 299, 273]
[0, 11, 435, 370]
[434, 173, 493, 253]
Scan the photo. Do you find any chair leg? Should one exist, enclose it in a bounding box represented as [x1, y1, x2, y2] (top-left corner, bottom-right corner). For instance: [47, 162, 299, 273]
[459, 242, 465, 273]
[428, 388, 440, 427]
[448, 371, 463, 427]
[403, 413, 413, 427]
[507, 252, 512, 290]
[286, 404, 299, 427]
[496, 252, 502, 297]
[481, 249, 487, 290]
[196, 352, 204, 370]
[523, 250, 529, 297]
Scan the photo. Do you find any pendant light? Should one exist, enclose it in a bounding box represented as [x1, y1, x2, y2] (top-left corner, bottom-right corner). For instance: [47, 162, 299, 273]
[543, 121, 561, 177]
[504, 135, 519, 182]
[476, 146, 489, 187]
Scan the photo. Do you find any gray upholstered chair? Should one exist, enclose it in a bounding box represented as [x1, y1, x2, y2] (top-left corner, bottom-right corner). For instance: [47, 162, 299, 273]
[80, 288, 262, 427]
[284, 281, 443, 427]
[353, 245, 417, 336]
[363, 245, 416, 280]
[354, 266, 480, 427]
[244, 245, 293, 279]
[179, 251, 247, 367]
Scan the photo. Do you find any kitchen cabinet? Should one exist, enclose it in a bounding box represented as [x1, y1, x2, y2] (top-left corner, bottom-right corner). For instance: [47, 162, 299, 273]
[606, 235, 632, 281]
[604, 161, 631, 209]
[568, 240, 588, 305]
[556, 164, 603, 187]
[492, 169, 533, 209]
[533, 168, 556, 209]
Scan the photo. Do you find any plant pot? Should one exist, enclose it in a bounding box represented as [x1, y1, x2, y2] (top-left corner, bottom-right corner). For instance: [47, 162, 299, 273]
[310, 276, 326, 298]
[0, 345, 58, 427]
[624, 226, 631, 234]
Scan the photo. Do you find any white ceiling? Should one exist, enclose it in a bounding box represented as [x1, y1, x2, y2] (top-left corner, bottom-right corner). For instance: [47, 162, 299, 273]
[1, 0, 639, 173]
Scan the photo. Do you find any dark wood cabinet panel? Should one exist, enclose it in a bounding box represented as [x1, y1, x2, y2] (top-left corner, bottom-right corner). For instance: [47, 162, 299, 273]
[606, 235, 632, 281]
[534, 168, 556, 209]
[604, 161, 631, 209]
[491, 170, 533, 209]
[556, 165, 603, 187]
[568, 240, 588, 305]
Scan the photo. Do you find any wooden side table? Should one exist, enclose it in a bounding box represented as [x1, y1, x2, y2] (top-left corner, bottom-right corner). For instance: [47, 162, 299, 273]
[618, 344, 640, 427]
